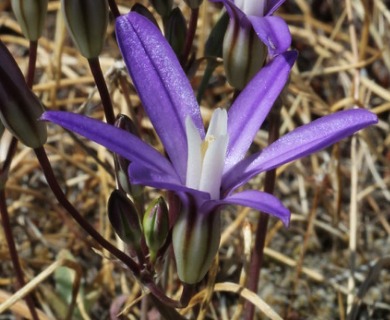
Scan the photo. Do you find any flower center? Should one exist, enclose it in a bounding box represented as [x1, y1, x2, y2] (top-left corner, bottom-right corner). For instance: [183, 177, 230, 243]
[185, 108, 229, 200]
[235, 0, 266, 16]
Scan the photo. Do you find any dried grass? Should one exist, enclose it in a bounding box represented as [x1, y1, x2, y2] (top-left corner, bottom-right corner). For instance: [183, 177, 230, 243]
[0, 0, 389, 319]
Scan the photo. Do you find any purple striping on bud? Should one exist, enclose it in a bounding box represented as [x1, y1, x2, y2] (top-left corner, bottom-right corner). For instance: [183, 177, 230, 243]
[11, 0, 48, 41]
[0, 41, 47, 148]
[211, 0, 292, 89]
[172, 203, 221, 284]
[61, 0, 108, 59]
[223, 19, 267, 89]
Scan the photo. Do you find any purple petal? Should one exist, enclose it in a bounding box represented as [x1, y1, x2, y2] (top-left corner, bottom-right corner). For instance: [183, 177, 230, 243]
[204, 190, 290, 226]
[248, 15, 291, 55]
[42, 111, 178, 179]
[210, 0, 252, 29]
[223, 108, 378, 193]
[129, 162, 211, 200]
[265, 0, 287, 15]
[225, 51, 297, 172]
[116, 12, 204, 183]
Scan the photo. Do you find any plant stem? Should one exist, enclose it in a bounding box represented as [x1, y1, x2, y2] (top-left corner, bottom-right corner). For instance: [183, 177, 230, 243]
[0, 38, 41, 320]
[34, 146, 140, 275]
[196, 59, 218, 103]
[244, 103, 281, 320]
[107, 0, 120, 18]
[88, 57, 116, 125]
[0, 192, 40, 320]
[181, 7, 199, 66]
[34, 146, 186, 313]
[26, 40, 38, 88]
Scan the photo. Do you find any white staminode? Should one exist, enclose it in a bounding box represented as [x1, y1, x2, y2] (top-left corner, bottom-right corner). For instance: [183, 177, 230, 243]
[185, 108, 229, 200]
[235, 0, 266, 16]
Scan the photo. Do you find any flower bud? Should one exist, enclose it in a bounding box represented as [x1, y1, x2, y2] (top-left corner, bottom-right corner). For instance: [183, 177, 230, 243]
[183, 0, 203, 9]
[205, 12, 229, 58]
[0, 41, 47, 148]
[11, 0, 48, 41]
[114, 114, 137, 195]
[108, 190, 142, 249]
[223, 21, 267, 90]
[172, 209, 220, 284]
[149, 0, 173, 18]
[165, 8, 187, 57]
[143, 197, 169, 262]
[61, 0, 108, 59]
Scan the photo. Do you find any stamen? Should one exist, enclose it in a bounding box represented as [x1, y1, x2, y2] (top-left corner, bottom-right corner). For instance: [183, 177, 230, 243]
[185, 109, 229, 199]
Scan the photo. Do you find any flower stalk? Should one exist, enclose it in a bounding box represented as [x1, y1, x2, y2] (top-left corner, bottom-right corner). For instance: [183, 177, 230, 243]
[244, 99, 281, 320]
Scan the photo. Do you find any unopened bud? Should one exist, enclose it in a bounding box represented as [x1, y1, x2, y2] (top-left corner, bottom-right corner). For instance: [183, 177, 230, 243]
[114, 114, 137, 195]
[172, 209, 220, 284]
[143, 197, 169, 262]
[61, 0, 108, 58]
[223, 21, 267, 90]
[205, 12, 229, 58]
[149, 0, 173, 18]
[165, 8, 187, 57]
[11, 0, 48, 41]
[108, 190, 142, 249]
[0, 42, 47, 148]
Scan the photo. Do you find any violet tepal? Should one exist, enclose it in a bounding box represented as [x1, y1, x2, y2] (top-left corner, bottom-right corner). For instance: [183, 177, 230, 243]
[42, 13, 378, 284]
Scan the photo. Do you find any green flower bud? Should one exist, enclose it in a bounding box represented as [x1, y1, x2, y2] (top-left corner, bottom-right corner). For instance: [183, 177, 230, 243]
[183, 0, 203, 9]
[61, 0, 108, 59]
[149, 0, 173, 18]
[172, 209, 220, 284]
[223, 20, 267, 90]
[165, 8, 187, 57]
[108, 190, 142, 249]
[11, 0, 48, 41]
[0, 41, 47, 148]
[114, 114, 137, 195]
[143, 197, 169, 262]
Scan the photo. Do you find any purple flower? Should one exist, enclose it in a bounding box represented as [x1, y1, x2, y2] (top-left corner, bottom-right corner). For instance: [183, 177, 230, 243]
[42, 13, 377, 283]
[42, 12, 376, 222]
[211, 0, 291, 88]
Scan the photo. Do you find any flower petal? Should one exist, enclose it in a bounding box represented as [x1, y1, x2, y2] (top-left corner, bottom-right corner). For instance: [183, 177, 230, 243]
[223, 108, 378, 193]
[42, 111, 178, 179]
[247, 15, 291, 55]
[225, 51, 297, 171]
[210, 0, 252, 29]
[130, 162, 210, 200]
[116, 12, 204, 183]
[204, 190, 290, 226]
[265, 0, 287, 15]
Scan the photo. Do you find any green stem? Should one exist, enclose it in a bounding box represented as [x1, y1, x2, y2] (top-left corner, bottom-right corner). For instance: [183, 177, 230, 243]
[88, 57, 116, 125]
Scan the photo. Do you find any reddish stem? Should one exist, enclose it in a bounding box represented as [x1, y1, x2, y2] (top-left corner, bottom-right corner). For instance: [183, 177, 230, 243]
[244, 104, 280, 320]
